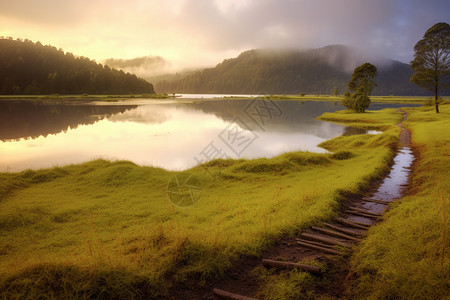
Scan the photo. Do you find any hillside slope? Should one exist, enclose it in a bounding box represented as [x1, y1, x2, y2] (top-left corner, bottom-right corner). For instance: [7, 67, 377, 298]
[0, 38, 155, 95]
[155, 46, 434, 96]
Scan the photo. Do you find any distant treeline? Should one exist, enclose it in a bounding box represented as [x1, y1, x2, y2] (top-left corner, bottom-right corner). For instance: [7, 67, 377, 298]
[0, 38, 155, 95]
[155, 46, 437, 96]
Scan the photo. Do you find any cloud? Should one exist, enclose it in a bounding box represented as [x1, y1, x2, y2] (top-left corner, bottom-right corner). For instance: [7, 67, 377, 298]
[103, 56, 175, 78]
[1, 0, 449, 71]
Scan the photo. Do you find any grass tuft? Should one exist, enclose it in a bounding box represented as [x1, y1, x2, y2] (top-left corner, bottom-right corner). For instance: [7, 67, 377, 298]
[330, 151, 354, 160]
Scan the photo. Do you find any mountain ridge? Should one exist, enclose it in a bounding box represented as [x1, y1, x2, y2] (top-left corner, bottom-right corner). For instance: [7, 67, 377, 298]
[154, 46, 437, 96]
[0, 38, 155, 95]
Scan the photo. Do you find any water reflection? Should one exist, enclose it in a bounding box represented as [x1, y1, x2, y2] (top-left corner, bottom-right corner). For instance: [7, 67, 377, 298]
[0, 100, 137, 141]
[0, 99, 416, 172]
[341, 127, 382, 136]
[367, 147, 414, 201]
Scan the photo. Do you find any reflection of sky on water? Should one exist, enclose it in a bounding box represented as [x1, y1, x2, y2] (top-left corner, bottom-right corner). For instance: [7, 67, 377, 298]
[2, 99, 416, 173]
[1, 103, 346, 172]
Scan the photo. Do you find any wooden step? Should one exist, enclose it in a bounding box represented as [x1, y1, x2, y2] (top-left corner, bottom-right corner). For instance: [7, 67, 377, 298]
[295, 237, 336, 249]
[300, 232, 350, 248]
[348, 206, 382, 216]
[213, 288, 258, 300]
[296, 240, 344, 255]
[362, 198, 390, 205]
[322, 222, 365, 237]
[345, 210, 379, 219]
[262, 259, 321, 274]
[311, 226, 361, 241]
[335, 217, 370, 230]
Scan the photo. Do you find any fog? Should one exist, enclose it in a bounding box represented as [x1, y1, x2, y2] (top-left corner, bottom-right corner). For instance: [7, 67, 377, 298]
[103, 56, 175, 78]
[1, 0, 449, 72]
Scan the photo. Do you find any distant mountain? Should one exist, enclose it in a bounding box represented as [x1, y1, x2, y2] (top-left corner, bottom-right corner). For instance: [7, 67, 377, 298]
[155, 45, 436, 96]
[0, 38, 155, 95]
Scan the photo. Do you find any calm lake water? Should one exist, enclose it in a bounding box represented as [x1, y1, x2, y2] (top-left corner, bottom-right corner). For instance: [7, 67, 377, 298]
[0, 98, 419, 172]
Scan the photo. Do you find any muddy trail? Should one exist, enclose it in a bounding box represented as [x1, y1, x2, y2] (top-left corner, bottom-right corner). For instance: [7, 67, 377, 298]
[168, 110, 415, 299]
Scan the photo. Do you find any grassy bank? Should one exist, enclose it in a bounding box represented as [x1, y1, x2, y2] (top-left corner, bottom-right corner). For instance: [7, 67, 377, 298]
[349, 104, 450, 299]
[318, 108, 404, 129]
[0, 111, 401, 298]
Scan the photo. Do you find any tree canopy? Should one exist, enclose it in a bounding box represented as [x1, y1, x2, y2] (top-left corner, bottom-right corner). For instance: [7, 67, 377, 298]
[0, 38, 155, 95]
[342, 63, 377, 113]
[410, 22, 450, 113]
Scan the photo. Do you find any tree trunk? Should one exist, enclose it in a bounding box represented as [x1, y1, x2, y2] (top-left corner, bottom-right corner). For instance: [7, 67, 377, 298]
[435, 90, 440, 113]
[435, 71, 440, 114]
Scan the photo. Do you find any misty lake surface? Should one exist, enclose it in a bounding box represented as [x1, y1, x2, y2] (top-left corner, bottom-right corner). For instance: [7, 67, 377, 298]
[0, 97, 419, 172]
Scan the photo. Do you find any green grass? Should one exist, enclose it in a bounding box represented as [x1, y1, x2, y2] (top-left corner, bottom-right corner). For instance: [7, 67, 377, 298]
[349, 104, 450, 299]
[318, 108, 405, 130]
[0, 110, 401, 298]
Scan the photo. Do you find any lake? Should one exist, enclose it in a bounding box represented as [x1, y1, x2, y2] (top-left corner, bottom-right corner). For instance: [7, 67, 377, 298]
[0, 98, 419, 172]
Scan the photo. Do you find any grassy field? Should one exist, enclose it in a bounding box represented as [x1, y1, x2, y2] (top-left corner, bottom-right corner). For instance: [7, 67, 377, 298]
[349, 104, 450, 299]
[0, 109, 403, 298]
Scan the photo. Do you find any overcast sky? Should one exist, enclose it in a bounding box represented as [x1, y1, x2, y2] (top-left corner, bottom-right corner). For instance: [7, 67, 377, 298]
[1, 0, 449, 70]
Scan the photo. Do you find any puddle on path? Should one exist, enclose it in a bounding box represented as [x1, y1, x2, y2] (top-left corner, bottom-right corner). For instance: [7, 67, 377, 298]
[349, 146, 415, 220]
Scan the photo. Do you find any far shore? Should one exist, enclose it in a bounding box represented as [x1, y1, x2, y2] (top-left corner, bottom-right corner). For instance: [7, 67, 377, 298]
[1, 93, 448, 104]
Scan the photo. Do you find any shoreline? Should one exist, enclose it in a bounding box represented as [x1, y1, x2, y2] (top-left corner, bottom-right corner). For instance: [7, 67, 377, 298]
[1, 94, 448, 104]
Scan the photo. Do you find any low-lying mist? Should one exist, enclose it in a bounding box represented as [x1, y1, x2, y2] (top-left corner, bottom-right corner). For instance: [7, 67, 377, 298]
[103, 45, 395, 82]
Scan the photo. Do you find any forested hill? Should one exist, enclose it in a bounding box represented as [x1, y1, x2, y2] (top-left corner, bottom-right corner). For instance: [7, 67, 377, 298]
[155, 46, 432, 96]
[0, 38, 155, 95]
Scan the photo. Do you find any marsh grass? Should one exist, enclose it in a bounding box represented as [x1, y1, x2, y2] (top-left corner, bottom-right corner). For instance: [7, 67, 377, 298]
[318, 108, 404, 129]
[0, 109, 402, 298]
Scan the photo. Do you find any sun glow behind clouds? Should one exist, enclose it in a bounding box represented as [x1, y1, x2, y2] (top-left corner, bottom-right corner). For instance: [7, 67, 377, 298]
[0, 0, 449, 70]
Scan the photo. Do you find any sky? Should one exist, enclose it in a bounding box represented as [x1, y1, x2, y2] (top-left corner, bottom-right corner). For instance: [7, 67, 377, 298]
[1, 0, 449, 72]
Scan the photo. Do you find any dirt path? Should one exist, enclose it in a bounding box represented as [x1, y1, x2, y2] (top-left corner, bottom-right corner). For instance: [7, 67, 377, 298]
[397, 109, 411, 146]
[169, 110, 415, 299]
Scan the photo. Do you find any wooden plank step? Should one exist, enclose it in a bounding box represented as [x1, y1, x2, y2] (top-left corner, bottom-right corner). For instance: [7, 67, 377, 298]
[311, 226, 361, 241]
[335, 217, 370, 230]
[345, 210, 379, 219]
[300, 232, 350, 248]
[213, 288, 258, 300]
[295, 237, 336, 249]
[348, 206, 382, 216]
[362, 198, 390, 205]
[296, 240, 344, 255]
[262, 259, 321, 274]
[322, 222, 365, 237]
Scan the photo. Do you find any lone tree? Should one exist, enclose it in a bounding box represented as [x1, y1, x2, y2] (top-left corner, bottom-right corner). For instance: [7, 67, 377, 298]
[333, 86, 339, 96]
[342, 63, 377, 113]
[410, 22, 450, 113]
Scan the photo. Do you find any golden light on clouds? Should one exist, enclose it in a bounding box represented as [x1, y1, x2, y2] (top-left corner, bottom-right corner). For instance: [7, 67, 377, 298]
[1, 0, 449, 71]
